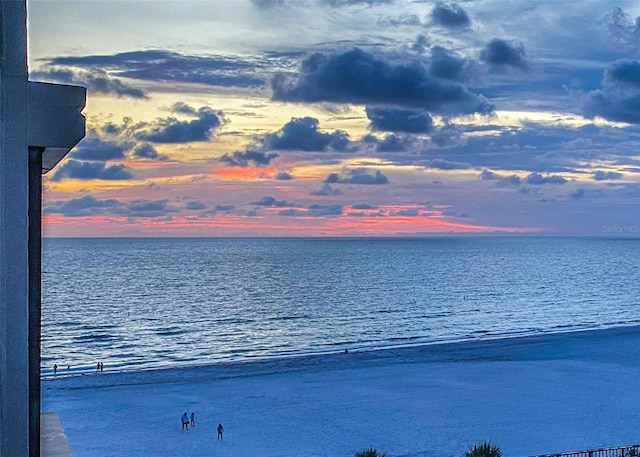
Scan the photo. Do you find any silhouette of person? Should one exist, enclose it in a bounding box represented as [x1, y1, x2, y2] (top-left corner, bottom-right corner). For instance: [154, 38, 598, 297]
[181, 412, 189, 431]
[100, 362, 104, 372]
[217, 423, 224, 440]
[53, 364, 57, 375]
[190, 412, 195, 426]
[96, 362, 100, 371]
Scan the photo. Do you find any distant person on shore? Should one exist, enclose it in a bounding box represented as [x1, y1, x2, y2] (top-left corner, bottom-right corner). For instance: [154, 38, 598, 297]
[181, 412, 189, 431]
[53, 364, 57, 375]
[100, 362, 104, 372]
[190, 412, 195, 426]
[217, 423, 224, 440]
[96, 362, 100, 371]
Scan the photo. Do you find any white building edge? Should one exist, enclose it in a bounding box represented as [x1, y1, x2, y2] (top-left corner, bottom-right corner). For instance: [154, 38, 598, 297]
[0, 1, 86, 456]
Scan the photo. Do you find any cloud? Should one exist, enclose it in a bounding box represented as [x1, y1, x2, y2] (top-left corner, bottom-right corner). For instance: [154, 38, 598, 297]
[411, 35, 430, 54]
[31, 68, 147, 98]
[320, 0, 394, 6]
[272, 48, 493, 115]
[525, 172, 567, 185]
[582, 59, 640, 124]
[351, 203, 377, 210]
[570, 188, 586, 199]
[132, 143, 169, 161]
[593, 170, 623, 181]
[430, 2, 471, 28]
[278, 203, 343, 217]
[185, 201, 207, 210]
[606, 7, 640, 47]
[219, 150, 279, 167]
[111, 200, 179, 218]
[50, 160, 134, 181]
[263, 117, 350, 151]
[45, 195, 121, 217]
[275, 171, 294, 180]
[480, 39, 529, 71]
[70, 137, 128, 162]
[427, 158, 470, 170]
[428, 46, 468, 81]
[310, 183, 343, 196]
[45, 50, 266, 89]
[250, 196, 295, 207]
[479, 169, 522, 187]
[325, 168, 389, 185]
[135, 107, 225, 143]
[366, 106, 433, 133]
[45, 196, 179, 218]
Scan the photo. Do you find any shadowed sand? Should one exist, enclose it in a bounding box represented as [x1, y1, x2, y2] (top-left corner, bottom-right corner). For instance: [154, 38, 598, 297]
[42, 326, 640, 457]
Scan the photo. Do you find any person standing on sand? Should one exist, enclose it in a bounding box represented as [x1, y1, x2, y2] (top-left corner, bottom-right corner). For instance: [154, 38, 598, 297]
[217, 423, 224, 440]
[190, 412, 195, 426]
[181, 412, 189, 431]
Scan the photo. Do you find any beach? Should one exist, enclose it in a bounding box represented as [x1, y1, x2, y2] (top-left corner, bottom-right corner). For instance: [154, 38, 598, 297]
[41, 326, 640, 457]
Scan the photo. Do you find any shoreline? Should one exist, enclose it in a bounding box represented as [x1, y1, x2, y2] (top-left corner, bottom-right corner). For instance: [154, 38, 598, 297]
[42, 323, 640, 389]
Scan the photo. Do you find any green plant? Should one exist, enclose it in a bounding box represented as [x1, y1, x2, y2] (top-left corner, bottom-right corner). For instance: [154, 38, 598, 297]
[463, 441, 503, 457]
[355, 448, 388, 457]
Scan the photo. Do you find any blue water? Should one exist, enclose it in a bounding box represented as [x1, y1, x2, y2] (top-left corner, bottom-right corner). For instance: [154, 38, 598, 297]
[41, 237, 640, 376]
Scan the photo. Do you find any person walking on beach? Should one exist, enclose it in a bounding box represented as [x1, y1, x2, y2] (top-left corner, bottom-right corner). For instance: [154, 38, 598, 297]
[181, 412, 189, 431]
[53, 364, 57, 375]
[217, 423, 224, 440]
[190, 412, 195, 427]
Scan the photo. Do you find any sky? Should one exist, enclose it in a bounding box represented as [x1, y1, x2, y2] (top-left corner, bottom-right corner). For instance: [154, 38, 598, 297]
[27, 0, 640, 237]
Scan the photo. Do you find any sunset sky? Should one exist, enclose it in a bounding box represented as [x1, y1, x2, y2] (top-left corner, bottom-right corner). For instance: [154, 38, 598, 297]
[28, 0, 640, 236]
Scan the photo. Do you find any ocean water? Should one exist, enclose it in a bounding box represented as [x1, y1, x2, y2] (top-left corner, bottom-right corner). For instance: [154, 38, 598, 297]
[41, 237, 640, 376]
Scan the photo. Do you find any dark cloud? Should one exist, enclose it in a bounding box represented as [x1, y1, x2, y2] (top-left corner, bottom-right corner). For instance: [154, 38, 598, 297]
[46, 50, 266, 89]
[171, 102, 198, 115]
[185, 201, 207, 210]
[320, 0, 394, 6]
[272, 48, 493, 115]
[275, 171, 294, 180]
[593, 170, 623, 180]
[582, 59, 640, 124]
[278, 203, 343, 217]
[351, 203, 377, 210]
[250, 196, 294, 207]
[570, 188, 586, 199]
[310, 183, 343, 196]
[136, 107, 225, 143]
[132, 143, 169, 161]
[50, 160, 134, 181]
[263, 117, 350, 151]
[366, 106, 433, 133]
[219, 150, 279, 167]
[428, 46, 468, 81]
[70, 137, 127, 162]
[427, 158, 470, 170]
[324, 168, 389, 185]
[479, 169, 522, 187]
[379, 14, 422, 28]
[45, 196, 179, 218]
[606, 7, 640, 47]
[411, 35, 430, 54]
[480, 39, 529, 71]
[45, 195, 121, 217]
[430, 2, 471, 28]
[111, 200, 179, 218]
[31, 68, 147, 98]
[371, 133, 416, 152]
[525, 172, 567, 185]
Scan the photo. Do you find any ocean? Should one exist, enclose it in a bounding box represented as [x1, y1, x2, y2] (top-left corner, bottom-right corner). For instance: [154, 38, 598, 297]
[41, 236, 639, 376]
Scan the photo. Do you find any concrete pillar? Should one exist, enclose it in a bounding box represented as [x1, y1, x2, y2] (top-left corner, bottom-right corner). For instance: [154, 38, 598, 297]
[0, 1, 30, 457]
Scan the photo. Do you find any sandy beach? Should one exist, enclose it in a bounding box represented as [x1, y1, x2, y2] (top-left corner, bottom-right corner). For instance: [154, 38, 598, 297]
[41, 326, 640, 457]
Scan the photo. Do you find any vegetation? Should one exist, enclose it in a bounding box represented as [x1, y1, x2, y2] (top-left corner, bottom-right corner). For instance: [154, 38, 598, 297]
[463, 441, 504, 457]
[355, 448, 388, 457]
